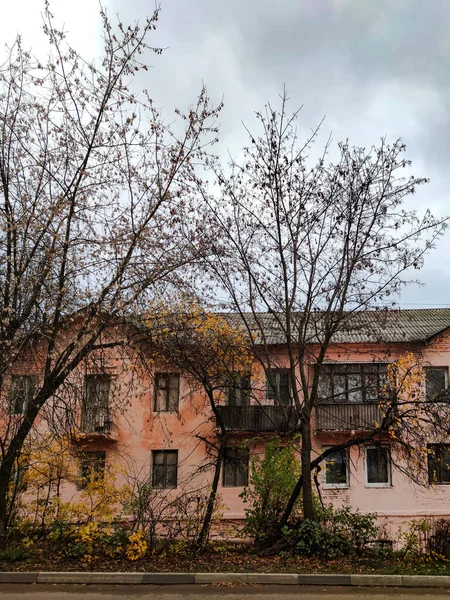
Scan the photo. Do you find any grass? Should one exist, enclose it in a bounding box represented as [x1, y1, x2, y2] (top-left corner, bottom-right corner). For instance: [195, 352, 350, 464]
[1, 540, 450, 575]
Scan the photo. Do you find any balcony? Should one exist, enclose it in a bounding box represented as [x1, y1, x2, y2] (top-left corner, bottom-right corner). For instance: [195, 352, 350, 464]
[77, 409, 117, 442]
[215, 405, 299, 433]
[315, 403, 384, 432]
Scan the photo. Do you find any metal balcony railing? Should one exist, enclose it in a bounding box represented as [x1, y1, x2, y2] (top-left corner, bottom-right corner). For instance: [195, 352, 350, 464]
[215, 405, 299, 432]
[315, 403, 383, 431]
[80, 407, 113, 435]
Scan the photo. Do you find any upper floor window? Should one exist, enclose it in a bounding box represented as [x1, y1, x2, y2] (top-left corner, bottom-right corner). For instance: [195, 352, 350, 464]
[425, 367, 448, 402]
[154, 373, 180, 412]
[81, 374, 111, 433]
[318, 363, 388, 404]
[365, 446, 391, 487]
[323, 446, 349, 488]
[152, 450, 178, 488]
[9, 375, 35, 415]
[428, 444, 450, 485]
[226, 375, 251, 407]
[222, 447, 249, 487]
[78, 451, 106, 490]
[266, 369, 290, 406]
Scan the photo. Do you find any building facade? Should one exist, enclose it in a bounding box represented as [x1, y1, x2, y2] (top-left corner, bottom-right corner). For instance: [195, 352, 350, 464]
[6, 308, 450, 542]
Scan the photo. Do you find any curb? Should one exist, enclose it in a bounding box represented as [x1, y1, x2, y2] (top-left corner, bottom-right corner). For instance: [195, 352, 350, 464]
[0, 572, 450, 587]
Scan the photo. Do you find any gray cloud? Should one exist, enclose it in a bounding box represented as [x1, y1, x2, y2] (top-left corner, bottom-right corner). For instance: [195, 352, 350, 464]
[4, 0, 450, 306]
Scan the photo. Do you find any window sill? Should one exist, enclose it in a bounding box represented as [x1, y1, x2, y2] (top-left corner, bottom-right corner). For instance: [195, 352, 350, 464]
[222, 485, 247, 489]
[365, 483, 392, 488]
[322, 484, 349, 490]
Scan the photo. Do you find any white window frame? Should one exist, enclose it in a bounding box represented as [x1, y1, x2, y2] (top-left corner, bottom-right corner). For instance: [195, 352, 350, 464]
[364, 445, 392, 488]
[322, 445, 349, 489]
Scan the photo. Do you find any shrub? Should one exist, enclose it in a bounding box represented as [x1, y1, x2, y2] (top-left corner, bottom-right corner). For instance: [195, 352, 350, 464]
[126, 531, 148, 561]
[0, 545, 31, 563]
[240, 438, 302, 542]
[283, 505, 378, 558]
[399, 519, 430, 557]
[427, 519, 450, 559]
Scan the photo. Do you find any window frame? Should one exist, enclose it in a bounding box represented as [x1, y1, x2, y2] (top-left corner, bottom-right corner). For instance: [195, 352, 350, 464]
[78, 451, 106, 490]
[154, 373, 180, 413]
[323, 446, 349, 489]
[226, 375, 251, 407]
[424, 367, 448, 402]
[8, 375, 36, 415]
[152, 449, 178, 489]
[428, 444, 450, 485]
[318, 363, 388, 404]
[222, 447, 249, 488]
[265, 368, 291, 407]
[364, 445, 392, 488]
[81, 374, 112, 433]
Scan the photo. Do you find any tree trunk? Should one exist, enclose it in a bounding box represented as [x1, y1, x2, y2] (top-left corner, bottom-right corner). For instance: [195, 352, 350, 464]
[273, 418, 314, 541]
[196, 434, 227, 551]
[0, 463, 14, 534]
[300, 418, 315, 521]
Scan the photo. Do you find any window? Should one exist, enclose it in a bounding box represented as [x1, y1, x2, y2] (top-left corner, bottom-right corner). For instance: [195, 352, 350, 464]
[152, 450, 178, 488]
[318, 364, 388, 404]
[323, 447, 349, 487]
[428, 444, 450, 484]
[78, 451, 106, 489]
[223, 447, 249, 487]
[365, 446, 391, 486]
[226, 375, 251, 407]
[266, 369, 290, 406]
[154, 373, 179, 412]
[81, 374, 111, 433]
[425, 367, 448, 402]
[9, 375, 35, 415]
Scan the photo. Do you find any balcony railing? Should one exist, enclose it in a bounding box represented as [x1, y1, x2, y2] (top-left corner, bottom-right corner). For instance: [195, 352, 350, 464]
[215, 405, 299, 432]
[80, 407, 113, 436]
[315, 403, 384, 431]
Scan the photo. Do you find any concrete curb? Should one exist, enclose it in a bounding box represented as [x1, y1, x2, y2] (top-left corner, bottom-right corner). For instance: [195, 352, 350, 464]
[0, 572, 450, 587]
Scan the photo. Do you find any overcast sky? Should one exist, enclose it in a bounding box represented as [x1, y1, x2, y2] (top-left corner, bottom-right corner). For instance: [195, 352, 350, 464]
[2, 0, 450, 308]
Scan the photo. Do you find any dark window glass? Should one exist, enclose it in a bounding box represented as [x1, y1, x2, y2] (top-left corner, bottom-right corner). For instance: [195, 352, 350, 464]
[223, 448, 249, 487]
[324, 447, 348, 486]
[428, 444, 450, 484]
[78, 451, 106, 489]
[9, 375, 36, 415]
[81, 374, 111, 433]
[266, 369, 290, 406]
[366, 447, 390, 485]
[226, 376, 251, 407]
[425, 368, 447, 402]
[152, 450, 178, 488]
[318, 364, 388, 404]
[154, 373, 180, 412]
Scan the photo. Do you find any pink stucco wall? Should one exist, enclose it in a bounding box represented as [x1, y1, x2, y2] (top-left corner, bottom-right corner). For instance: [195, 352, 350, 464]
[16, 330, 450, 541]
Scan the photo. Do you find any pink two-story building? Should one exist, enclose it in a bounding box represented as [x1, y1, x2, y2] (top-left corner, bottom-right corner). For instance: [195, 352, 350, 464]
[8, 308, 450, 542]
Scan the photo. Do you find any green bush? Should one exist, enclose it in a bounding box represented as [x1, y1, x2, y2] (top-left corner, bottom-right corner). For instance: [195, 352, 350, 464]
[283, 505, 378, 558]
[0, 545, 31, 563]
[240, 438, 302, 542]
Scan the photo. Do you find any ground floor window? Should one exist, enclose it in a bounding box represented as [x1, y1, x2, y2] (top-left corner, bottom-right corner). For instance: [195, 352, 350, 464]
[365, 446, 391, 486]
[223, 447, 249, 487]
[152, 450, 178, 488]
[323, 446, 349, 487]
[78, 451, 106, 490]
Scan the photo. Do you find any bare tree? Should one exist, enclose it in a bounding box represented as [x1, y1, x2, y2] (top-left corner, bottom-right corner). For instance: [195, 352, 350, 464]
[143, 304, 253, 550]
[204, 91, 448, 531]
[0, 5, 221, 532]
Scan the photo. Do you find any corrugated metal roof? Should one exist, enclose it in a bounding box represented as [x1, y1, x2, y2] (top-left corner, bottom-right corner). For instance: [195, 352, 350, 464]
[225, 309, 450, 345]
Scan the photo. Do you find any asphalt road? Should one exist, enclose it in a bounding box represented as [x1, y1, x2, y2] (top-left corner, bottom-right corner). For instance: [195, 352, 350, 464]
[1, 585, 450, 599]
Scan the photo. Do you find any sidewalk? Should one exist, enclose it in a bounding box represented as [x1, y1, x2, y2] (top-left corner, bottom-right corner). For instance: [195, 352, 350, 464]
[1, 572, 450, 587]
